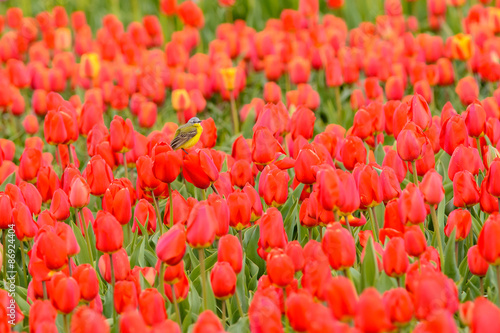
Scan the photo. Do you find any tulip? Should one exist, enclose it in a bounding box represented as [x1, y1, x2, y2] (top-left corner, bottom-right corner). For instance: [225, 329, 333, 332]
[445, 209, 471, 241]
[440, 114, 469, 156]
[397, 122, 428, 164]
[19, 182, 42, 216]
[448, 145, 484, 181]
[193, 310, 224, 333]
[13, 202, 38, 242]
[19, 147, 42, 182]
[152, 142, 182, 184]
[226, 190, 252, 231]
[230, 159, 254, 188]
[455, 76, 479, 105]
[294, 145, 322, 185]
[383, 237, 409, 278]
[183, 149, 219, 190]
[467, 245, 489, 279]
[83, 155, 114, 197]
[132, 199, 156, 235]
[252, 126, 285, 168]
[290, 106, 316, 141]
[136, 156, 161, 192]
[119, 310, 148, 333]
[37, 230, 68, 271]
[487, 160, 500, 198]
[139, 289, 166, 326]
[382, 149, 407, 182]
[450, 33, 472, 60]
[114, 281, 138, 314]
[354, 288, 392, 333]
[380, 167, 401, 203]
[259, 207, 288, 252]
[210, 262, 237, 300]
[50, 275, 80, 314]
[404, 226, 427, 258]
[70, 306, 110, 333]
[37, 166, 61, 203]
[453, 171, 480, 208]
[383, 288, 414, 325]
[98, 249, 131, 283]
[73, 264, 99, 302]
[398, 183, 427, 225]
[68, 175, 90, 209]
[266, 249, 295, 287]
[258, 164, 290, 207]
[322, 223, 356, 270]
[217, 234, 243, 274]
[94, 211, 123, 254]
[286, 291, 314, 332]
[340, 136, 366, 171]
[102, 181, 132, 226]
[156, 224, 186, 266]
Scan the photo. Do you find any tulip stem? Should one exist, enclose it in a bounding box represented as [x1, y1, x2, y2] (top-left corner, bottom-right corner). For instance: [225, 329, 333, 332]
[42, 281, 48, 300]
[171, 284, 182, 326]
[476, 137, 483, 166]
[229, 92, 240, 134]
[68, 257, 72, 276]
[2, 230, 6, 283]
[369, 207, 380, 242]
[167, 185, 174, 228]
[110, 253, 117, 326]
[198, 248, 208, 311]
[496, 266, 500, 306]
[234, 288, 244, 317]
[64, 314, 70, 333]
[123, 153, 128, 179]
[308, 228, 312, 241]
[498, 198, 500, 214]
[238, 230, 243, 246]
[411, 161, 418, 185]
[19, 241, 27, 286]
[335, 86, 342, 121]
[151, 191, 163, 235]
[344, 215, 352, 235]
[222, 299, 226, 328]
[480, 277, 484, 296]
[430, 206, 444, 269]
[79, 209, 94, 266]
[211, 184, 219, 196]
[68, 144, 75, 166]
[283, 289, 291, 333]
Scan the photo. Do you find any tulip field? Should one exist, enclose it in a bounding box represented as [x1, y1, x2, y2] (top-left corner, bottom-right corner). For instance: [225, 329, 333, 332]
[4, 0, 500, 331]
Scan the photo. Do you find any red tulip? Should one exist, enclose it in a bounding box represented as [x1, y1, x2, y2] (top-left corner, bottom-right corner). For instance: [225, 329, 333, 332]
[109, 116, 135, 153]
[94, 211, 123, 253]
[404, 226, 427, 258]
[383, 237, 409, 278]
[132, 199, 156, 235]
[453, 171, 480, 208]
[322, 223, 356, 270]
[114, 281, 138, 314]
[398, 183, 427, 225]
[156, 224, 186, 266]
[183, 149, 219, 189]
[73, 264, 99, 302]
[186, 202, 217, 248]
[50, 275, 80, 314]
[354, 288, 392, 333]
[259, 207, 288, 252]
[478, 213, 500, 265]
[439, 114, 468, 156]
[383, 288, 414, 325]
[70, 306, 110, 333]
[138, 289, 166, 326]
[210, 262, 237, 300]
[340, 136, 366, 171]
[83, 155, 114, 197]
[266, 249, 295, 287]
[152, 142, 182, 184]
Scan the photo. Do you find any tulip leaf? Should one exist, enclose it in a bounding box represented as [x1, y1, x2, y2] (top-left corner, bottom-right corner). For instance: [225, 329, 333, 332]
[135, 216, 149, 240]
[14, 286, 30, 316]
[228, 317, 250, 333]
[189, 250, 218, 282]
[361, 237, 378, 289]
[70, 221, 92, 265]
[244, 225, 266, 275]
[375, 272, 398, 293]
[443, 229, 460, 282]
[471, 214, 482, 239]
[241, 106, 256, 139]
[291, 183, 305, 201]
[374, 144, 385, 166]
[102, 283, 114, 319]
[129, 237, 145, 268]
[0, 171, 15, 191]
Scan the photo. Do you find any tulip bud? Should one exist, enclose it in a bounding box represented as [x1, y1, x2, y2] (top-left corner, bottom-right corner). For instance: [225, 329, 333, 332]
[445, 209, 471, 241]
[404, 226, 427, 258]
[156, 224, 186, 266]
[322, 223, 356, 270]
[383, 237, 409, 278]
[266, 249, 295, 288]
[186, 202, 217, 248]
[453, 171, 480, 208]
[94, 211, 123, 253]
[210, 262, 236, 300]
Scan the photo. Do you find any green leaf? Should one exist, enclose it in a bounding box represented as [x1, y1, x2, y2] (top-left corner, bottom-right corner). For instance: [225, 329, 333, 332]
[228, 316, 250, 333]
[70, 221, 91, 265]
[374, 144, 385, 166]
[129, 237, 145, 268]
[0, 171, 15, 191]
[361, 237, 379, 289]
[443, 229, 460, 282]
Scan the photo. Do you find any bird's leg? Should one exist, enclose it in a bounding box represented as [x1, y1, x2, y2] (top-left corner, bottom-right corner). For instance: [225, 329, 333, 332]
[182, 148, 188, 154]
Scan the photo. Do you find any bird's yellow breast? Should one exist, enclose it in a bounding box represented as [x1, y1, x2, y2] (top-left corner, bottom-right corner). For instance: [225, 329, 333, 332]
[179, 123, 203, 149]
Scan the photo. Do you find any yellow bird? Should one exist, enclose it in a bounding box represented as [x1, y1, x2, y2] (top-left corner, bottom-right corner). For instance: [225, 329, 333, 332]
[170, 117, 203, 152]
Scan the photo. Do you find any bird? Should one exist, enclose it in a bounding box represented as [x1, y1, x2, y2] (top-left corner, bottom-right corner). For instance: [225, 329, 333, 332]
[170, 117, 203, 152]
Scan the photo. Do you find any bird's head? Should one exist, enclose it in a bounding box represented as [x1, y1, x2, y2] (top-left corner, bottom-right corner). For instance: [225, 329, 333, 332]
[187, 117, 202, 125]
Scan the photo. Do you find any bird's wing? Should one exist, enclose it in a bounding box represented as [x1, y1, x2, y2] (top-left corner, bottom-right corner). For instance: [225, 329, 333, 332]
[170, 126, 198, 150]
